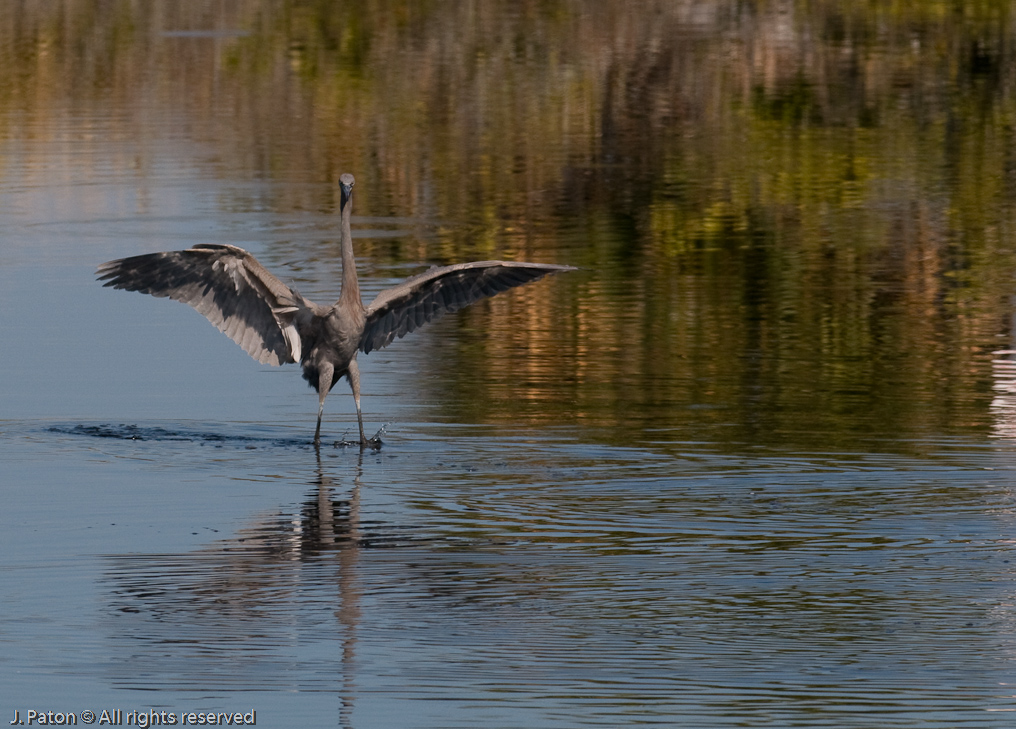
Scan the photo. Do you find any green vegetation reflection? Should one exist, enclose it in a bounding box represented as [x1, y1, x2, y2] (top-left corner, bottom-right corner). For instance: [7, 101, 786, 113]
[4, 1, 1016, 451]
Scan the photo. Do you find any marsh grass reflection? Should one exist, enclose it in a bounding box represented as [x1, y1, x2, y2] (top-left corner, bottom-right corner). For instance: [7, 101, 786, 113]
[6, 1, 1016, 452]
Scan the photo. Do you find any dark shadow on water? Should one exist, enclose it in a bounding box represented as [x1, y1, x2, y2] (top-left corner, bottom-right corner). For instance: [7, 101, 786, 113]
[50, 422, 313, 448]
[49, 422, 390, 450]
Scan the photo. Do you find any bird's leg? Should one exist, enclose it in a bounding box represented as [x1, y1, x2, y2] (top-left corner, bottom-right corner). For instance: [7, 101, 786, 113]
[315, 361, 334, 446]
[314, 402, 324, 447]
[346, 359, 368, 447]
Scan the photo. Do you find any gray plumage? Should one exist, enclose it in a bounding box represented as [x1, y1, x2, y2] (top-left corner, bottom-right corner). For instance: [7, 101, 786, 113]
[97, 173, 575, 447]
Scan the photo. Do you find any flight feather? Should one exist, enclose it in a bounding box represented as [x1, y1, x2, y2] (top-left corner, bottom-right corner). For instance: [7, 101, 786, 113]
[96, 243, 308, 365]
[359, 260, 575, 354]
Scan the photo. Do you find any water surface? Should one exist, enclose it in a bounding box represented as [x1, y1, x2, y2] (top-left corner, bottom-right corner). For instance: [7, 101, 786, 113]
[4, 2, 1016, 727]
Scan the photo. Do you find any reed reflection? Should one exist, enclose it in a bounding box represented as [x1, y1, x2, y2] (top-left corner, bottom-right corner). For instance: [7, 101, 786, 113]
[7, 0, 1016, 451]
[991, 301, 1016, 441]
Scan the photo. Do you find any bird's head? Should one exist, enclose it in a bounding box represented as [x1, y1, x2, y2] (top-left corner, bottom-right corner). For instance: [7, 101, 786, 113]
[339, 173, 355, 208]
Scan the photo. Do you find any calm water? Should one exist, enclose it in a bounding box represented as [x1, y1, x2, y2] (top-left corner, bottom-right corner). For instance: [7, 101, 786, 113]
[5, 2, 1016, 726]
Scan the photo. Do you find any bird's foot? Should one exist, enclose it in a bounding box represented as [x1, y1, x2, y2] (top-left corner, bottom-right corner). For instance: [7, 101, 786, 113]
[331, 432, 381, 449]
[357, 424, 387, 450]
[331, 424, 387, 449]
[364, 423, 388, 449]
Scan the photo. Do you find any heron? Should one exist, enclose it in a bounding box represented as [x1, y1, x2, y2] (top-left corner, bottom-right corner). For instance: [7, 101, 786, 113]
[97, 173, 575, 448]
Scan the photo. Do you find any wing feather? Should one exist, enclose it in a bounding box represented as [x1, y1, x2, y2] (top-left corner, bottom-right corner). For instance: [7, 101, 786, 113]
[360, 260, 576, 354]
[97, 243, 311, 366]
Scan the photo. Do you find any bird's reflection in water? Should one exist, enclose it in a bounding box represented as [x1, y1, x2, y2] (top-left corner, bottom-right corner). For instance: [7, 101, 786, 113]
[102, 454, 370, 724]
[320, 459, 360, 729]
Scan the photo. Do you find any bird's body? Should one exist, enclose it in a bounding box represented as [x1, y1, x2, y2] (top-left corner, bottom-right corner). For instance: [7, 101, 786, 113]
[97, 174, 575, 446]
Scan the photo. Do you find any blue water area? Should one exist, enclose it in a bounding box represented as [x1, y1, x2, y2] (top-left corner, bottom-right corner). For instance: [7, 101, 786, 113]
[5, 4, 1016, 727]
[5, 414, 1016, 726]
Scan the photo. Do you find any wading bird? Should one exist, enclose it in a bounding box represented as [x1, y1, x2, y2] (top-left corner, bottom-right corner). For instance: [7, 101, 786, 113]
[97, 173, 575, 447]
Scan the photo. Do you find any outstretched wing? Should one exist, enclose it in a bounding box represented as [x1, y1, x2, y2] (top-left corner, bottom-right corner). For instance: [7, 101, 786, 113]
[97, 243, 309, 366]
[360, 260, 576, 354]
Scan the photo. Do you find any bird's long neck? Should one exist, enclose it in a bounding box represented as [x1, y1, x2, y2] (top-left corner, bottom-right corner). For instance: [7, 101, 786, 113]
[338, 191, 361, 308]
